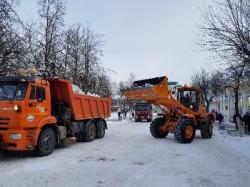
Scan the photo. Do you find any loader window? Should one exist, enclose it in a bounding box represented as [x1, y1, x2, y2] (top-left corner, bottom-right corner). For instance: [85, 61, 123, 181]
[178, 90, 199, 111]
[179, 91, 191, 107]
[191, 91, 198, 112]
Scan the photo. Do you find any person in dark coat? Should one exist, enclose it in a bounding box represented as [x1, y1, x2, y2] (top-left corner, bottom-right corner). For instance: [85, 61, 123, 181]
[217, 113, 224, 124]
[243, 111, 250, 133]
[233, 114, 242, 130]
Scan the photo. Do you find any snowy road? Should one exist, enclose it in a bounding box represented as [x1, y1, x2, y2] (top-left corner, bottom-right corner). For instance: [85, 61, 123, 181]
[0, 119, 250, 187]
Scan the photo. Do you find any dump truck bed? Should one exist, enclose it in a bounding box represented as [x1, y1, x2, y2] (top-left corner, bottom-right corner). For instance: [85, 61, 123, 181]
[48, 78, 111, 121]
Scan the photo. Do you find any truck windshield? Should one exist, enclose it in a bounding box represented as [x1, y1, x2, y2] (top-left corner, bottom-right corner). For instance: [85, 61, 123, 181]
[0, 83, 27, 101]
[135, 105, 151, 111]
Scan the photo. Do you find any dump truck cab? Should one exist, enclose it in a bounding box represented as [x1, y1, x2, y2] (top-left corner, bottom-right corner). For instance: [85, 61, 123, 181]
[0, 76, 52, 151]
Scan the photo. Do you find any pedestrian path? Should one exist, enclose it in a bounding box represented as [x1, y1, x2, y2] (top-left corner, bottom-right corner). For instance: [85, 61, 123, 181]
[214, 121, 250, 137]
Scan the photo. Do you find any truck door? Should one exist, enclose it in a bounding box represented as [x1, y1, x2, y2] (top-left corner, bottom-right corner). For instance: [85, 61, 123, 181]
[26, 85, 49, 126]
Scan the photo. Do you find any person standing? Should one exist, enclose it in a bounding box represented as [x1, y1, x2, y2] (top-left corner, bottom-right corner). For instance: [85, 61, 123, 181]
[117, 108, 122, 121]
[217, 113, 224, 133]
[218, 113, 224, 124]
[233, 114, 242, 130]
[243, 111, 250, 134]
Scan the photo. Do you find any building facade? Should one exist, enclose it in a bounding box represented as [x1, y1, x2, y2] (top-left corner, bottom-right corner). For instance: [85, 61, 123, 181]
[211, 87, 250, 122]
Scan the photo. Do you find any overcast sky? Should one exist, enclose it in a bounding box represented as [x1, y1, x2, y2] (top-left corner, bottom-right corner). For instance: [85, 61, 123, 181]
[17, 0, 213, 84]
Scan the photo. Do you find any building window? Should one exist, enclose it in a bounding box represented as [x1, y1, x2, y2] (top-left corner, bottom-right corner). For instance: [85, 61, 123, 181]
[248, 96, 250, 109]
[240, 98, 243, 107]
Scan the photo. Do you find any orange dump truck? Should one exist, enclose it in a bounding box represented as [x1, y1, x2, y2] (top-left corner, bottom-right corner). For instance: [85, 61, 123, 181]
[0, 76, 111, 156]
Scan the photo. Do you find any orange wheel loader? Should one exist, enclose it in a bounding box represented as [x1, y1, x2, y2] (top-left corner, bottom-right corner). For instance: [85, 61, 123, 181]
[122, 76, 214, 143]
[0, 76, 111, 156]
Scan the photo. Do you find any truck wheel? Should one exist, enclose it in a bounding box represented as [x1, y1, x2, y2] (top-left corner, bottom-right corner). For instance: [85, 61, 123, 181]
[175, 119, 195, 143]
[76, 134, 84, 142]
[36, 128, 56, 156]
[84, 121, 96, 142]
[96, 120, 105, 139]
[200, 119, 213, 139]
[150, 117, 168, 138]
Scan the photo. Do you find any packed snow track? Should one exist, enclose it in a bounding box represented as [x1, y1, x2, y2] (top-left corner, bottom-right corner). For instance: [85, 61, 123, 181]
[0, 117, 250, 187]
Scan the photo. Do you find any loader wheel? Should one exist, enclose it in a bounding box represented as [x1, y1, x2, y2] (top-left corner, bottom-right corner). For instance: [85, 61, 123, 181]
[36, 128, 56, 156]
[150, 117, 168, 138]
[96, 120, 106, 139]
[83, 121, 96, 142]
[175, 119, 195, 143]
[200, 119, 213, 139]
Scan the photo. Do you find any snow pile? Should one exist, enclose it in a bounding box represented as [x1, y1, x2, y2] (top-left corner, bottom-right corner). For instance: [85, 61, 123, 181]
[72, 84, 100, 97]
[86, 92, 100, 97]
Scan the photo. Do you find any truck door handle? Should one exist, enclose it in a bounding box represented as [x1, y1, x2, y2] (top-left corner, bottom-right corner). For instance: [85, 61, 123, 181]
[29, 103, 36, 107]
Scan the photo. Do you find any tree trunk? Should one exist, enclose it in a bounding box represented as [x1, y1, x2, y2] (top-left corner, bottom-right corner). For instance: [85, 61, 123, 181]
[234, 89, 239, 116]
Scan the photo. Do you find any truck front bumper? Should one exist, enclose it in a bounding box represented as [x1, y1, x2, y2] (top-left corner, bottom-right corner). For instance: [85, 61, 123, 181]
[0, 129, 36, 151]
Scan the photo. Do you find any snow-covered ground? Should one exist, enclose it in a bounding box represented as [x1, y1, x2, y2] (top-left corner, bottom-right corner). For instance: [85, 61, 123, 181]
[0, 114, 250, 187]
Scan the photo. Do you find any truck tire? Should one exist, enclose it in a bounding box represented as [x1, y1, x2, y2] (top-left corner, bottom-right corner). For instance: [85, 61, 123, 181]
[200, 119, 213, 139]
[76, 134, 84, 142]
[96, 120, 105, 139]
[150, 117, 168, 138]
[83, 121, 96, 142]
[36, 128, 56, 156]
[175, 118, 195, 143]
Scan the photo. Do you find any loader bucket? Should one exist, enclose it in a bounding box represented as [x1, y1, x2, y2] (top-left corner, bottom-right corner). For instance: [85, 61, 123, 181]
[122, 76, 169, 101]
[132, 76, 165, 87]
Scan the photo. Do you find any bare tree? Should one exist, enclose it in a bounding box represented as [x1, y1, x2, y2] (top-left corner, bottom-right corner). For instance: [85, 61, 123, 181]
[200, 0, 250, 62]
[62, 23, 110, 95]
[119, 73, 137, 110]
[38, 0, 65, 77]
[191, 69, 225, 112]
[199, 0, 250, 124]
[62, 24, 83, 82]
[0, 0, 27, 75]
[79, 24, 104, 93]
[0, 0, 111, 97]
[224, 57, 248, 116]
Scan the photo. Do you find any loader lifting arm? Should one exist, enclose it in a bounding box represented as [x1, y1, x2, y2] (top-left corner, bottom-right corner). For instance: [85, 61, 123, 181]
[122, 76, 194, 117]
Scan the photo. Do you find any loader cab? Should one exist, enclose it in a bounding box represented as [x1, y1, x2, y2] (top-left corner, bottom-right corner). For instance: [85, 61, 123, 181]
[177, 87, 203, 112]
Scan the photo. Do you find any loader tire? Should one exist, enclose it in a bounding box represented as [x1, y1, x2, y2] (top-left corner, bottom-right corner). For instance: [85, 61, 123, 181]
[150, 117, 168, 138]
[36, 128, 56, 156]
[83, 121, 96, 142]
[96, 120, 106, 139]
[200, 119, 213, 139]
[175, 118, 195, 143]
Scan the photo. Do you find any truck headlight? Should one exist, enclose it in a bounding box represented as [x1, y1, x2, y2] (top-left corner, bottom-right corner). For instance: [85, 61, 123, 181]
[14, 105, 21, 112]
[10, 134, 22, 140]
